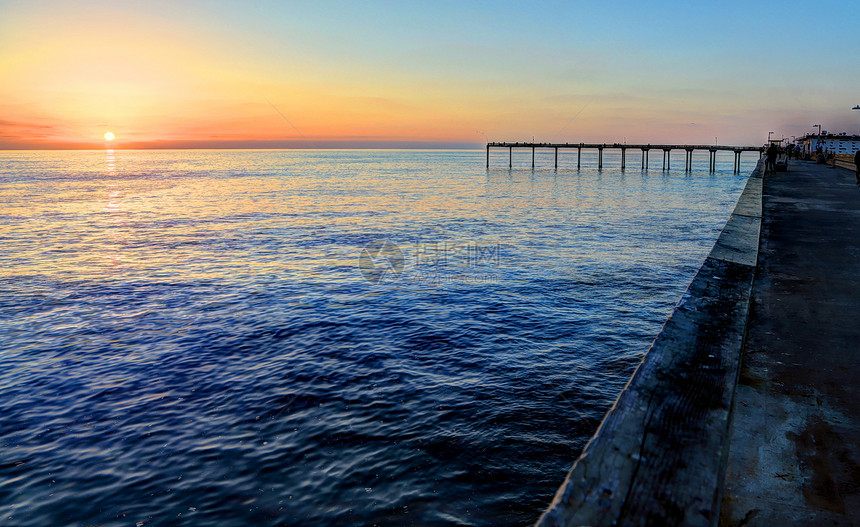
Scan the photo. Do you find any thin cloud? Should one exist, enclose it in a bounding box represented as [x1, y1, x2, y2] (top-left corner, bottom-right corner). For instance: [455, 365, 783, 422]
[0, 119, 54, 130]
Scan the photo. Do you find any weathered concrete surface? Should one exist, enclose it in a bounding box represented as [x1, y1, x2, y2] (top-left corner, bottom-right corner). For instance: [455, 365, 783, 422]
[536, 165, 763, 526]
[720, 161, 860, 525]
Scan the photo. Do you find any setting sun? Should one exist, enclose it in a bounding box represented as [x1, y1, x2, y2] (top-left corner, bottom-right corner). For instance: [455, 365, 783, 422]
[104, 132, 115, 141]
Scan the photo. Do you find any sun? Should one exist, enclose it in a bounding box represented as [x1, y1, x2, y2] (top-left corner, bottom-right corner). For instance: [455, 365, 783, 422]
[104, 132, 115, 141]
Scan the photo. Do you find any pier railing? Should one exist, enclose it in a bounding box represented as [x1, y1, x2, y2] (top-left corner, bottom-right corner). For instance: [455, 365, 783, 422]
[487, 142, 764, 172]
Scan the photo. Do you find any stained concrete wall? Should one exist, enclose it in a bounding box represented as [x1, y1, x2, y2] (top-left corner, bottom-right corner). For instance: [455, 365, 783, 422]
[536, 162, 763, 526]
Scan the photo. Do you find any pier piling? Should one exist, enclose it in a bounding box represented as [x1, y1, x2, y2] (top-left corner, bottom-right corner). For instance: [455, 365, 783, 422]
[486, 142, 763, 171]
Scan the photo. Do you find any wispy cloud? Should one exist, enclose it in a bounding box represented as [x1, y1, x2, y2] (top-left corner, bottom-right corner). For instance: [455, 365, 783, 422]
[0, 119, 54, 130]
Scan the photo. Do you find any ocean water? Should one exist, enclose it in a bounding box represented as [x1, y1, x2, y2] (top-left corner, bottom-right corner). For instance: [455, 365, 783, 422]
[0, 149, 755, 526]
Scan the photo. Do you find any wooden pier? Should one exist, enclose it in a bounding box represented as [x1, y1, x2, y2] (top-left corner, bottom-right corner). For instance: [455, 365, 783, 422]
[486, 142, 764, 173]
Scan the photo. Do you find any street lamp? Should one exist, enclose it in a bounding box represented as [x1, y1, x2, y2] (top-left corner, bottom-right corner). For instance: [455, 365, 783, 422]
[768, 131, 774, 143]
[811, 125, 823, 154]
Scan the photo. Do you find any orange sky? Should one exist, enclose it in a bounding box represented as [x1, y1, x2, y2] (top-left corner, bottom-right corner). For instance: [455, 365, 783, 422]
[1, 1, 858, 149]
[0, 3, 492, 148]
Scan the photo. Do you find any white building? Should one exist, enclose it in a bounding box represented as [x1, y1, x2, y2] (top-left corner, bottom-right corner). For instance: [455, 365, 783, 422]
[799, 133, 860, 156]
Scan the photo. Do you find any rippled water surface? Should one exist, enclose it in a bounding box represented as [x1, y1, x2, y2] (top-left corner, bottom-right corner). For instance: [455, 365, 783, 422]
[0, 149, 754, 526]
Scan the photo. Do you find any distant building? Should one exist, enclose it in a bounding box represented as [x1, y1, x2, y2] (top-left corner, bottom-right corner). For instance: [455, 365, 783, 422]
[798, 133, 860, 155]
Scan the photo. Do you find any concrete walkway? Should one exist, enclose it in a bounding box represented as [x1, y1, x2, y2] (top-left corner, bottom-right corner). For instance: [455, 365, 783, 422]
[720, 160, 860, 525]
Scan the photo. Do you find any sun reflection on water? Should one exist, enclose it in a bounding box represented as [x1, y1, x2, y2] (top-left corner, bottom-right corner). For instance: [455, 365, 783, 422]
[103, 149, 125, 272]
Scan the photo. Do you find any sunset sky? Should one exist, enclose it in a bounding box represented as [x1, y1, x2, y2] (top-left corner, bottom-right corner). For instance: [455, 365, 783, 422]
[1, 0, 857, 149]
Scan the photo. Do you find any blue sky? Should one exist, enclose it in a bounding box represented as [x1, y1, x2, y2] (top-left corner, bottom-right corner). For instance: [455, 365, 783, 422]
[1, 0, 857, 147]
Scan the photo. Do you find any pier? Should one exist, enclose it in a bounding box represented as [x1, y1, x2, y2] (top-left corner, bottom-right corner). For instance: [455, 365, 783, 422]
[487, 142, 764, 172]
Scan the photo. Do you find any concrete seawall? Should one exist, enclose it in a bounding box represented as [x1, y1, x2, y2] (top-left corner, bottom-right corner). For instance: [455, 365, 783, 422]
[536, 163, 763, 526]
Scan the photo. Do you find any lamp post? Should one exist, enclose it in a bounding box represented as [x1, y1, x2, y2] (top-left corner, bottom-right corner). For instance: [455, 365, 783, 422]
[768, 131, 774, 143]
[812, 125, 822, 154]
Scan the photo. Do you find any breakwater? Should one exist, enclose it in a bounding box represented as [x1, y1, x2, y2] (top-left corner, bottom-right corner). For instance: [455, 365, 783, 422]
[536, 161, 763, 526]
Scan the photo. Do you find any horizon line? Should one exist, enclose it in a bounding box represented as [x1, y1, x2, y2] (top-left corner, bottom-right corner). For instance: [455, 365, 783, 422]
[0, 139, 485, 151]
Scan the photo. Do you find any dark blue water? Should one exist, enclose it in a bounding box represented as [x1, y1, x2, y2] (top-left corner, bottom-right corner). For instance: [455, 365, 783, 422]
[0, 149, 753, 526]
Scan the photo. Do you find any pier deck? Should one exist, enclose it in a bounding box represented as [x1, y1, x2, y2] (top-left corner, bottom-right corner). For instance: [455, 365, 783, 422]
[487, 142, 763, 172]
[720, 160, 860, 525]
